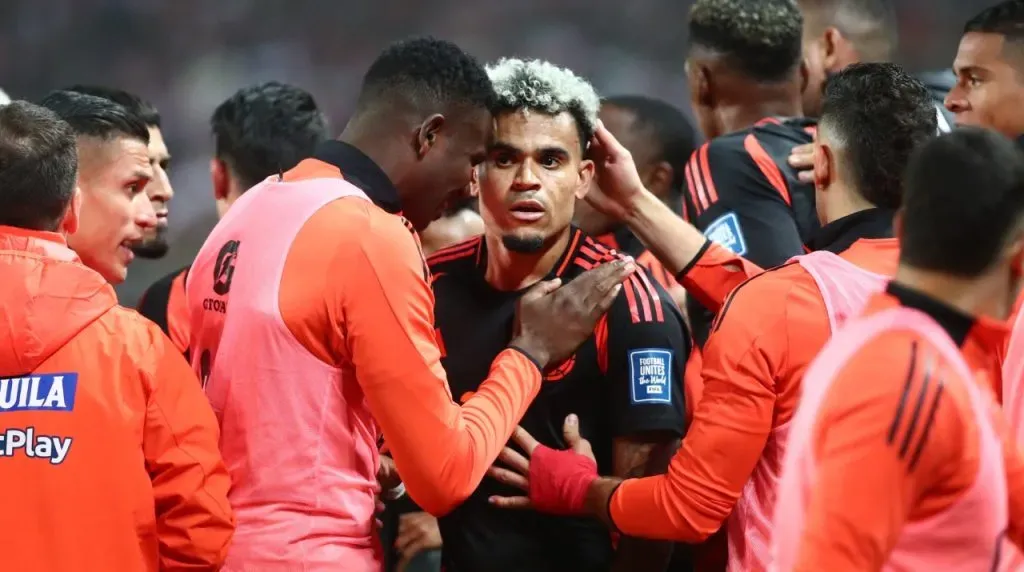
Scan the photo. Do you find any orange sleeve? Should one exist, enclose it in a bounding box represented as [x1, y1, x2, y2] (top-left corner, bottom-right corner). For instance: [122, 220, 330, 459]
[167, 270, 190, 355]
[991, 398, 1024, 550]
[792, 339, 971, 571]
[141, 323, 235, 569]
[676, 240, 764, 312]
[339, 209, 542, 517]
[607, 275, 786, 541]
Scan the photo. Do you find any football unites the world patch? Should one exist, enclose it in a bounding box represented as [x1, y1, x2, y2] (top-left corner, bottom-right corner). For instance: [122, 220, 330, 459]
[629, 349, 672, 404]
[703, 212, 748, 256]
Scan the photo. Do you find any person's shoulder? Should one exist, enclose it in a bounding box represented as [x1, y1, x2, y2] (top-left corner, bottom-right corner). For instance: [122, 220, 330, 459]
[306, 198, 421, 261]
[94, 304, 178, 360]
[750, 116, 817, 144]
[716, 261, 808, 321]
[426, 235, 484, 278]
[823, 325, 972, 428]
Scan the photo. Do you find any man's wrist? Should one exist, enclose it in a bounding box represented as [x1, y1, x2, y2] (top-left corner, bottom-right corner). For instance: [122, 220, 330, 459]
[508, 341, 549, 371]
[622, 188, 659, 230]
[584, 476, 624, 529]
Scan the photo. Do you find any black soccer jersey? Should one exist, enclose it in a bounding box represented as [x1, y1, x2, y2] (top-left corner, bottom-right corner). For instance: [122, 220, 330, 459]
[428, 227, 690, 572]
[681, 116, 818, 345]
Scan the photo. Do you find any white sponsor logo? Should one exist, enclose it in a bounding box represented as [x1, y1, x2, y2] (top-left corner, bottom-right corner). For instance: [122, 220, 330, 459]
[0, 427, 72, 464]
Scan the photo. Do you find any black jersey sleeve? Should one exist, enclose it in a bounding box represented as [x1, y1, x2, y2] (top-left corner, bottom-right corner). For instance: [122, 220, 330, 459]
[603, 268, 689, 437]
[682, 136, 805, 269]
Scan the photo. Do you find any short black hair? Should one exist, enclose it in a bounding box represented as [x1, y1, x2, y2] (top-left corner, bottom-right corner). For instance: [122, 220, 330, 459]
[38, 90, 150, 144]
[688, 0, 804, 83]
[964, 0, 1024, 42]
[603, 95, 699, 193]
[211, 81, 329, 190]
[819, 62, 936, 209]
[901, 127, 1024, 277]
[0, 101, 79, 231]
[357, 36, 495, 113]
[800, 0, 899, 61]
[62, 84, 161, 128]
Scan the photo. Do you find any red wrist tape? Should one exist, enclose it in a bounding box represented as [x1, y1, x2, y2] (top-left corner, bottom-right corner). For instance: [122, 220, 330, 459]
[528, 445, 599, 515]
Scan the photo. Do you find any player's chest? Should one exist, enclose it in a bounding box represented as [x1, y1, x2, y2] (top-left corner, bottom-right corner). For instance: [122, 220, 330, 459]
[433, 290, 602, 405]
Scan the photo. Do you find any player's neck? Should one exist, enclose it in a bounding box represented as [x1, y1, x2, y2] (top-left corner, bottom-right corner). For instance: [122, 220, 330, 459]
[892, 266, 1015, 322]
[823, 183, 875, 226]
[716, 94, 802, 134]
[483, 229, 572, 292]
[338, 127, 409, 191]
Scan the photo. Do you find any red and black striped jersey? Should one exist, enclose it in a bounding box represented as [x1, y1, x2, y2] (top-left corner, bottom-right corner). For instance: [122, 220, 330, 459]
[426, 227, 691, 572]
[682, 116, 818, 344]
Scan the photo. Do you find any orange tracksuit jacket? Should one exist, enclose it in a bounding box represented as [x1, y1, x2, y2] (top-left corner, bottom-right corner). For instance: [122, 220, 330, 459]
[0, 225, 234, 571]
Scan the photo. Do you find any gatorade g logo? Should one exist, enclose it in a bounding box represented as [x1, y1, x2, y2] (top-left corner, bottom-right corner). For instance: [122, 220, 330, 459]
[213, 240, 240, 296]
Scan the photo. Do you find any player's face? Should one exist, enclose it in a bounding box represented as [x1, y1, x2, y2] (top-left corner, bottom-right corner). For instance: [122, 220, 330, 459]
[801, 31, 829, 118]
[406, 108, 490, 231]
[133, 126, 174, 258]
[686, 58, 723, 140]
[67, 136, 156, 284]
[947, 33, 1024, 138]
[480, 110, 594, 253]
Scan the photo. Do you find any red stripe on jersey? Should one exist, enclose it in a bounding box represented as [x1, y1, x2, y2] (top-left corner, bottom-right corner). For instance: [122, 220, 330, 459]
[687, 147, 711, 211]
[555, 229, 582, 276]
[684, 160, 701, 218]
[636, 268, 665, 322]
[586, 238, 623, 261]
[629, 273, 654, 323]
[574, 257, 596, 271]
[427, 237, 481, 265]
[595, 314, 610, 374]
[698, 145, 719, 205]
[743, 133, 792, 206]
[622, 276, 641, 323]
[579, 244, 606, 263]
[756, 117, 782, 126]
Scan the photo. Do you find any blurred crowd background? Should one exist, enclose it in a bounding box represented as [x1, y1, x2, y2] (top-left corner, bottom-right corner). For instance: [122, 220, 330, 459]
[0, 0, 1000, 304]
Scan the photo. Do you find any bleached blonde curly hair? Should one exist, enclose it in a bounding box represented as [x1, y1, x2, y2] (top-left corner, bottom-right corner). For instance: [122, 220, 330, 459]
[486, 57, 600, 146]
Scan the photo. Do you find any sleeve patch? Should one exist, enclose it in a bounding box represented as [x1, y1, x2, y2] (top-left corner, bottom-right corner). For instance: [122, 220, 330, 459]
[629, 349, 673, 405]
[704, 211, 748, 256]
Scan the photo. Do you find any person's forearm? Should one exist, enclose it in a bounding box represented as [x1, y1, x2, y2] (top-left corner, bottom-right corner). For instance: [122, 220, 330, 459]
[376, 348, 542, 517]
[623, 191, 709, 277]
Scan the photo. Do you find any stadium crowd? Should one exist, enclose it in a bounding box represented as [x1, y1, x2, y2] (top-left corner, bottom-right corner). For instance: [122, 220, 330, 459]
[4, 0, 1024, 571]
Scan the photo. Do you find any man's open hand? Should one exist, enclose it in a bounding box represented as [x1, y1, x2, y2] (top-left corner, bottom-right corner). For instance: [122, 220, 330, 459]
[487, 415, 597, 514]
[511, 258, 634, 369]
[395, 512, 442, 572]
[585, 121, 650, 222]
[787, 143, 815, 184]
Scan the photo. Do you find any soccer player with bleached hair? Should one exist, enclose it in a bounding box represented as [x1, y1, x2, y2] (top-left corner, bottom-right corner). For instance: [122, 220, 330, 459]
[428, 57, 692, 572]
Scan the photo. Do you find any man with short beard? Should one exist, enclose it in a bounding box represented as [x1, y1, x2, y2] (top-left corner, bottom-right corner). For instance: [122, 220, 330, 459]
[428, 57, 690, 572]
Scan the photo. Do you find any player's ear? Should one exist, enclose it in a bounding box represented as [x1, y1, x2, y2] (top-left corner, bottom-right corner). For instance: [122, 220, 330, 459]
[822, 27, 844, 72]
[575, 158, 595, 200]
[60, 186, 82, 236]
[416, 114, 445, 159]
[799, 59, 810, 97]
[211, 158, 229, 201]
[647, 161, 674, 200]
[687, 59, 714, 108]
[1005, 234, 1024, 311]
[812, 142, 832, 192]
